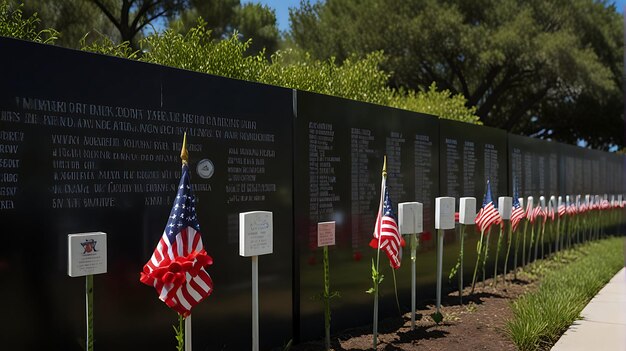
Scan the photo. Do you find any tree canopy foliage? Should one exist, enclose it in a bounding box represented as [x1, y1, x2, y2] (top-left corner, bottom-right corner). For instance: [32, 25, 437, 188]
[169, 0, 280, 56]
[290, 0, 624, 149]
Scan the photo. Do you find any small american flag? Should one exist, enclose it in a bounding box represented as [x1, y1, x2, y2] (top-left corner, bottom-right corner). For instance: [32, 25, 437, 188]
[511, 196, 525, 232]
[140, 163, 214, 317]
[527, 200, 536, 224]
[558, 200, 566, 217]
[475, 180, 501, 233]
[369, 173, 403, 269]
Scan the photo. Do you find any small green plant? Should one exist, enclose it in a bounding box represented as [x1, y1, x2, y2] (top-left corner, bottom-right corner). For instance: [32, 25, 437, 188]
[173, 314, 184, 351]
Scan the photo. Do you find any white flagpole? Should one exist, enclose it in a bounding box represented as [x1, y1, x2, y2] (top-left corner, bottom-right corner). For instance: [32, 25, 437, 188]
[252, 255, 259, 351]
[185, 315, 192, 351]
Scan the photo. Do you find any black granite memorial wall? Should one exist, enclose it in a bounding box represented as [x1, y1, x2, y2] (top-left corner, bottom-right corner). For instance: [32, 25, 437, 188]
[509, 134, 560, 198]
[0, 37, 293, 350]
[1, 36, 626, 350]
[293, 91, 439, 341]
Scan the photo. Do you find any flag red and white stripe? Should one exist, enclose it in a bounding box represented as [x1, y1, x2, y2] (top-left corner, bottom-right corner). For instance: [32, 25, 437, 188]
[475, 181, 501, 233]
[140, 163, 213, 317]
[370, 174, 404, 269]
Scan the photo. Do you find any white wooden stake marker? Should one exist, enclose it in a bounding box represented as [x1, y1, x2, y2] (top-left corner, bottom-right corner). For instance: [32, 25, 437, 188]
[68, 231, 107, 351]
[398, 202, 423, 330]
[458, 197, 476, 302]
[239, 211, 273, 351]
[435, 197, 455, 316]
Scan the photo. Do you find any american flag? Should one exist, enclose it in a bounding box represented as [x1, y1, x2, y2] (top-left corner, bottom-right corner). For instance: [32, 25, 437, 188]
[533, 204, 545, 223]
[140, 163, 214, 317]
[558, 199, 566, 217]
[526, 200, 536, 224]
[511, 197, 525, 232]
[475, 180, 501, 233]
[369, 174, 403, 269]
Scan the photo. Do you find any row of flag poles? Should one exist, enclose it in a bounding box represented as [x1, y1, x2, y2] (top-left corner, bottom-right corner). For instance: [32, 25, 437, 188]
[368, 157, 625, 348]
[135, 141, 623, 350]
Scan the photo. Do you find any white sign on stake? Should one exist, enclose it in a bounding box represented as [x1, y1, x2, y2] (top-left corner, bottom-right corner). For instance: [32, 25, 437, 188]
[398, 202, 423, 234]
[498, 197, 512, 220]
[435, 197, 455, 230]
[68, 232, 107, 277]
[459, 197, 476, 225]
[317, 221, 336, 247]
[239, 211, 273, 257]
[239, 211, 273, 351]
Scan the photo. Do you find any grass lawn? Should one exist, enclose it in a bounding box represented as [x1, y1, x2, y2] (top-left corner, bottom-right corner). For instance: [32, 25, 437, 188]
[506, 236, 624, 350]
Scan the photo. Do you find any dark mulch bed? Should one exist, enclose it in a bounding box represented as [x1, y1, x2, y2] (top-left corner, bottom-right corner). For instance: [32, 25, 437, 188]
[291, 271, 538, 351]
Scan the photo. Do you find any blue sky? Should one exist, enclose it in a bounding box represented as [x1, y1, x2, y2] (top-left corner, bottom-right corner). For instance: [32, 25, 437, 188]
[242, 0, 316, 32]
[245, 0, 626, 32]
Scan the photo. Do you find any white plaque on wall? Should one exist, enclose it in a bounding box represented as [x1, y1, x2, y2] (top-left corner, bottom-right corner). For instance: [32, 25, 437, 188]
[435, 197, 455, 230]
[67, 232, 107, 277]
[498, 197, 512, 220]
[317, 221, 336, 247]
[459, 197, 476, 225]
[398, 202, 423, 234]
[239, 211, 273, 257]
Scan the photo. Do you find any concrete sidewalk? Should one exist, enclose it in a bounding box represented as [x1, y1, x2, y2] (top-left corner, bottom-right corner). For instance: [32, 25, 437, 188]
[551, 267, 626, 351]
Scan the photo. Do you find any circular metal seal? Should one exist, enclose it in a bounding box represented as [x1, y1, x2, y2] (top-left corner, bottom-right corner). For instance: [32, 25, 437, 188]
[196, 159, 214, 179]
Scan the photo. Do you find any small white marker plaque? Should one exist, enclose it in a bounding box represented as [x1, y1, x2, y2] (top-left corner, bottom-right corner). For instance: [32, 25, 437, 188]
[239, 211, 273, 257]
[558, 196, 563, 208]
[435, 197, 455, 230]
[398, 202, 423, 234]
[539, 196, 546, 209]
[498, 197, 512, 220]
[68, 232, 107, 277]
[317, 221, 336, 247]
[519, 197, 524, 210]
[527, 196, 534, 212]
[459, 197, 476, 225]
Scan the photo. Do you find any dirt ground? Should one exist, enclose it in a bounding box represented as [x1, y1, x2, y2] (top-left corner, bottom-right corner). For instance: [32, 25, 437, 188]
[291, 271, 538, 351]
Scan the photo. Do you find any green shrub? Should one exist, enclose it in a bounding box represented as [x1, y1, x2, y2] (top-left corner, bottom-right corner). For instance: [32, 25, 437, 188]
[83, 20, 479, 123]
[0, 1, 56, 43]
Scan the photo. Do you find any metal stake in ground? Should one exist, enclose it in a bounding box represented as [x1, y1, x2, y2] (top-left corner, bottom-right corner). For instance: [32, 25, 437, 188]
[317, 221, 336, 351]
[67, 231, 107, 351]
[398, 202, 423, 331]
[239, 211, 273, 351]
[434, 197, 455, 322]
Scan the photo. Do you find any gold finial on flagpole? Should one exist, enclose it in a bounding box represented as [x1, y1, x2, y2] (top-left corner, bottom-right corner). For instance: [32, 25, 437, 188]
[180, 132, 188, 165]
[382, 155, 387, 178]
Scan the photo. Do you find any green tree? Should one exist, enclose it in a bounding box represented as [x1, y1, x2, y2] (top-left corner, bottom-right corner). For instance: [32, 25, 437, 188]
[169, 0, 279, 56]
[88, 0, 189, 49]
[290, 0, 623, 149]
